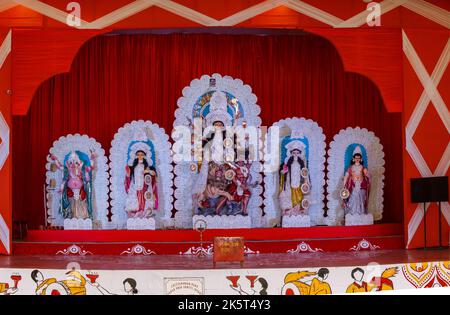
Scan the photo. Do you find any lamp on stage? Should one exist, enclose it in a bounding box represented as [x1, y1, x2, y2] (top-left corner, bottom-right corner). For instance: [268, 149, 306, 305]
[410, 176, 449, 249]
[193, 219, 207, 258]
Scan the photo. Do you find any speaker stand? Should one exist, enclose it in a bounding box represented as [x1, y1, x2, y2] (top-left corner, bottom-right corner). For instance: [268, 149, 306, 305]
[423, 202, 427, 250]
[437, 201, 448, 249]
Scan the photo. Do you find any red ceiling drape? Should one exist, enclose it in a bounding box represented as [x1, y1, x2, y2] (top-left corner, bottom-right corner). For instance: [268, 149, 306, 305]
[13, 32, 403, 228]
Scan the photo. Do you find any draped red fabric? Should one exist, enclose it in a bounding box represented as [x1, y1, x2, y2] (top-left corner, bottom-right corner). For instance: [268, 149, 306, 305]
[12, 33, 403, 228]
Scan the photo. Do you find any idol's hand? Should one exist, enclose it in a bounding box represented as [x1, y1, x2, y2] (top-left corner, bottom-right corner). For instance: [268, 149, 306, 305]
[193, 193, 201, 202]
[50, 155, 60, 164]
[89, 150, 97, 159]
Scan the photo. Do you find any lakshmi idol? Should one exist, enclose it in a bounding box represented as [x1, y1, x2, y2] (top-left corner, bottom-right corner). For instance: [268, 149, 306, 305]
[124, 145, 158, 218]
[342, 146, 370, 216]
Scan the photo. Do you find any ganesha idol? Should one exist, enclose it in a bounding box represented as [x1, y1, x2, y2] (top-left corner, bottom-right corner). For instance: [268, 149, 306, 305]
[54, 150, 95, 220]
[45, 134, 109, 230]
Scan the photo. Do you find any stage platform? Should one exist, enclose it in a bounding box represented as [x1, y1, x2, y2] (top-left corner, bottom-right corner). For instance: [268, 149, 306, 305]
[0, 249, 449, 295]
[1, 249, 449, 270]
[12, 224, 404, 256]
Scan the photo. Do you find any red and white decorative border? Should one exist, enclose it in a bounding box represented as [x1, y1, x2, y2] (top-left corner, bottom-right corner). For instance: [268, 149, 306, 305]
[1, 0, 448, 29]
[287, 242, 323, 253]
[349, 239, 381, 251]
[55, 244, 93, 256]
[2, 259, 449, 294]
[120, 244, 156, 256]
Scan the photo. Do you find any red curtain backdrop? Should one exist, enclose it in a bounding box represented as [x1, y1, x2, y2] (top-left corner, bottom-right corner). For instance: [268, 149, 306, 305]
[12, 33, 403, 229]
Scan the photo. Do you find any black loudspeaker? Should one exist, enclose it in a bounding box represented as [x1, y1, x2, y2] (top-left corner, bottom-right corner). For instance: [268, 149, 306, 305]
[410, 176, 449, 249]
[410, 176, 449, 203]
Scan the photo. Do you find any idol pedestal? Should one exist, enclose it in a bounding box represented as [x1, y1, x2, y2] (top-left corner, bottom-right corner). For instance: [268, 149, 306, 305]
[192, 215, 251, 229]
[345, 213, 373, 226]
[63, 218, 93, 230]
[102, 221, 119, 230]
[127, 218, 156, 230]
[282, 214, 311, 228]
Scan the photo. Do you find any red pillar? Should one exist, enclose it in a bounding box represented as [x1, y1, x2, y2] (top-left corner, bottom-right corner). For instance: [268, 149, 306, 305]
[0, 29, 12, 254]
[402, 28, 450, 249]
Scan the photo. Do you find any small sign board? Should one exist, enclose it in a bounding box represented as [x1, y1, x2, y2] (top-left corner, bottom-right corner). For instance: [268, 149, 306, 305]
[213, 237, 244, 267]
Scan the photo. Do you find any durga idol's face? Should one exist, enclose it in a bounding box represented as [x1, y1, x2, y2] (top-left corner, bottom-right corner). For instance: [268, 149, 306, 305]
[353, 155, 362, 164]
[213, 121, 224, 129]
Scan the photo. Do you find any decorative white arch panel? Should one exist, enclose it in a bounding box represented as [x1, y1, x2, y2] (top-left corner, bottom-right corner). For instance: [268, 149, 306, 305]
[173, 73, 263, 228]
[174, 73, 262, 128]
[45, 134, 109, 228]
[326, 127, 385, 225]
[110, 120, 173, 229]
[264, 117, 326, 226]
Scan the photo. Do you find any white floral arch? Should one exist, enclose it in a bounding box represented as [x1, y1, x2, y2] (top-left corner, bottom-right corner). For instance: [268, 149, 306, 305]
[264, 117, 326, 226]
[110, 120, 173, 229]
[173, 73, 263, 228]
[45, 134, 109, 228]
[326, 127, 385, 225]
[174, 73, 262, 128]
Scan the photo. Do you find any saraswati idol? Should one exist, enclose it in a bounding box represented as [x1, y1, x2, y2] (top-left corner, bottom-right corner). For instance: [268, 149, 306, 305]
[279, 140, 311, 217]
[264, 117, 326, 227]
